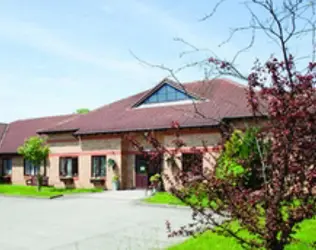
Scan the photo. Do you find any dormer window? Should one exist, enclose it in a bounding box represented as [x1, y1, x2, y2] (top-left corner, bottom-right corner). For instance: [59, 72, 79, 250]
[137, 83, 197, 108]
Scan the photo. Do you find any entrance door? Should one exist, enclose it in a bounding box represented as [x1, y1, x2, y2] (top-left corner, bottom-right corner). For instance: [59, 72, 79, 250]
[135, 155, 149, 189]
[135, 154, 163, 189]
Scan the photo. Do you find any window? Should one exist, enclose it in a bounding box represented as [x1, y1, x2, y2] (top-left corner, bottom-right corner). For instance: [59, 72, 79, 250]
[24, 159, 46, 176]
[182, 153, 203, 173]
[91, 156, 106, 178]
[141, 83, 194, 105]
[24, 160, 39, 176]
[59, 157, 78, 177]
[2, 159, 12, 175]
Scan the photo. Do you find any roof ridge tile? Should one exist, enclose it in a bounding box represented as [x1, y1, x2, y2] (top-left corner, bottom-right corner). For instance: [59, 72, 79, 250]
[11, 113, 75, 123]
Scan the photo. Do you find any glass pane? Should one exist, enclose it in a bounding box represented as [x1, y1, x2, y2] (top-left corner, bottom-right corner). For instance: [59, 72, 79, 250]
[24, 161, 27, 175]
[25, 160, 30, 175]
[28, 162, 33, 175]
[7, 160, 12, 175]
[31, 164, 35, 176]
[157, 93, 167, 102]
[60, 158, 68, 176]
[165, 85, 175, 93]
[146, 94, 158, 103]
[96, 157, 101, 177]
[4, 159, 12, 175]
[30, 164, 39, 176]
[60, 158, 64, 176]
[175, 91, 189, 100]
[100, 156, 106, 176]
[67, 159, 72, 177]
[139, 165, 147, 173]
[167, 90, 176, 101]
[156, 85, 167, 95]
[141, 84, 193, 105]
[72, 158, 78, 176]
[92, 157, 97, 177]
[136, 156, 148, 174]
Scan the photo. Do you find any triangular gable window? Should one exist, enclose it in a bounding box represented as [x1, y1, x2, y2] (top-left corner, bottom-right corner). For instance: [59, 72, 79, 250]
[141, 83, 194, 105]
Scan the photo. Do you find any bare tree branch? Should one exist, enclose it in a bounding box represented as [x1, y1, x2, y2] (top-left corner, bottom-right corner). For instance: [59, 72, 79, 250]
[199, 0, 228, 21]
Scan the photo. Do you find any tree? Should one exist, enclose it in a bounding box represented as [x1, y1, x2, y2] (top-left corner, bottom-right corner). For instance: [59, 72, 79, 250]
[76, 108, 90, 114]
[18, 136, 50, 191]
[132, 1, 316, 249]
[136, 67, 315, 248]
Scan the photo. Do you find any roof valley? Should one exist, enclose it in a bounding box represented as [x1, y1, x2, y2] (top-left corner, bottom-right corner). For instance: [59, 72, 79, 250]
[0, 124, 9, 150]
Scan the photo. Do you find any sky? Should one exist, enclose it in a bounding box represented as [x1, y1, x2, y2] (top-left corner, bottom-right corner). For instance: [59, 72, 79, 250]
[0, 0, 311, 122]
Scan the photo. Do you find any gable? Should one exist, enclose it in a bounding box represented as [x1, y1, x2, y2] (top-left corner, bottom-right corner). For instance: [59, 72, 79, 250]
[139, 83, 195, 106]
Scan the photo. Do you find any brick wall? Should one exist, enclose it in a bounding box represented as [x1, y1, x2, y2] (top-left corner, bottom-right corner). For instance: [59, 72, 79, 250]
[11, 156, 24, 185]
[4, 121, 266, 190]
[6, 128, 230, 189]
[47, 133, 122, 189]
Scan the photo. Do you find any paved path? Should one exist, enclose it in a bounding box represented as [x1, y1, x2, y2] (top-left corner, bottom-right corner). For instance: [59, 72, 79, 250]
[0, 191, 192, 250]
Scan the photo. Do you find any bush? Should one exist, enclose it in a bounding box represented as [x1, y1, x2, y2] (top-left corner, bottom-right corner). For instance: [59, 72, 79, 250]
[217, 127, 270, 189]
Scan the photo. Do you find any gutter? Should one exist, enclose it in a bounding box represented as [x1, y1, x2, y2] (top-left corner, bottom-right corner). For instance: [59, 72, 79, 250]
[73, 124, 220, 136]
[37, 128, 79, 135]
[0, 152, 19, 156]
[222, 115, 267, 121]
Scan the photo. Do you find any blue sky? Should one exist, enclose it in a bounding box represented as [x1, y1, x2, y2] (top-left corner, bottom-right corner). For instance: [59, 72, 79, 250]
[0, 0, 310, 122]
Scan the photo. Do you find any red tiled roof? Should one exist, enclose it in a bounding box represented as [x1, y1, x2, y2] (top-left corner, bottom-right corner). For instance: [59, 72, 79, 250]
[39, 78, 255, 135]
[0, 114, 77, 154]
[0, 123, 8, 144]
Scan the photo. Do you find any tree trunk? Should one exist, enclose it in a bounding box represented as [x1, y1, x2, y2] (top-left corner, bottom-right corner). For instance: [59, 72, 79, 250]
[267, 238, 284, 250]
[37, 174, 43, 192]
[270, 244, 284, 250]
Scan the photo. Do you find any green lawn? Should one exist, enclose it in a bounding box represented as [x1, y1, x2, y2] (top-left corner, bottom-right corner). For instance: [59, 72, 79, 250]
[143, 191, 212, 207]
[0, 184, 103, 198]
[168, 218, 316, 250]
[144, 193, 316, 249]
[143, 192, 187, 206]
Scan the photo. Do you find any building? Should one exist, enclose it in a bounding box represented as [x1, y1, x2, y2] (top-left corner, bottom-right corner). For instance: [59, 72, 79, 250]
[0, 78, 257, 190]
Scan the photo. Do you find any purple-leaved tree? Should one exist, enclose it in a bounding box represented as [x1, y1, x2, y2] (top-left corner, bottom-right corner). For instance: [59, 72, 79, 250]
[130, 1, 316, 249]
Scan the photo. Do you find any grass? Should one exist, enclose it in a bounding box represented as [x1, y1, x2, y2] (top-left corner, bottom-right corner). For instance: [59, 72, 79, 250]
[143, 192, 187, 206]
[143, 191, 212, 207]
[168, 218, 316, 250]
[0, 184, 103, 198]
[145, 192, 316, 249]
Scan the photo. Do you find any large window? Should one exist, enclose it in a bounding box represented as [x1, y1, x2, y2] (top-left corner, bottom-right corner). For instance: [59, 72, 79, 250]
[24, 160, 47, 176]
[142, 84, 193, 105]
[24, 160, 39, 176]
[2, 159, 12, 175]
[91, 156, 106, 178]
[182, 153, 203, 173]
[59, 157, 78, 177]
